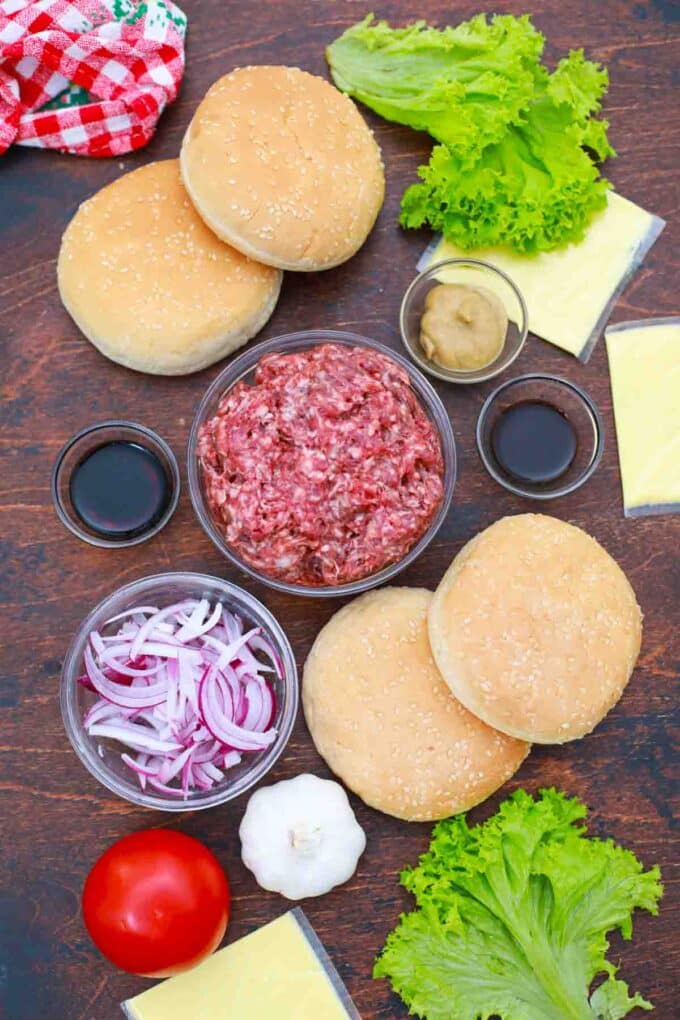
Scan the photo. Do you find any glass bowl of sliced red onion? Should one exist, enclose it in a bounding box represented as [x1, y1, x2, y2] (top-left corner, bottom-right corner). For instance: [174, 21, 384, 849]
[60, 572, 298, 811]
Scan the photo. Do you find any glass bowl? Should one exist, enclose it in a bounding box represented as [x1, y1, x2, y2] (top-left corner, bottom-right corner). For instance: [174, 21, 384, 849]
[476, 374, 604, 499]
[188, 330, 457, 598]
[400, 258, 528, 384]
[61, 572, 298, 811]
[51, 420, 180, 548]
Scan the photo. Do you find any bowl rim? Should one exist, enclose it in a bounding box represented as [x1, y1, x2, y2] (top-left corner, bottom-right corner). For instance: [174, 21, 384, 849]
[476, 372, 605, 499]
[399, 256, 529, 385]
[60, 571, 299, 811]
[187, 329, 457, 598]
[51, 419, 181, 549]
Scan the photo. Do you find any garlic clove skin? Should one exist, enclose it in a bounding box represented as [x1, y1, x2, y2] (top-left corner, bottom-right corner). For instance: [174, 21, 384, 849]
[239, 773, 366, 900]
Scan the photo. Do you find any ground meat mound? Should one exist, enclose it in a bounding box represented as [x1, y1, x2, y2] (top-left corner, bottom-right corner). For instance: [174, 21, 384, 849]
[198, 343, 445, 586]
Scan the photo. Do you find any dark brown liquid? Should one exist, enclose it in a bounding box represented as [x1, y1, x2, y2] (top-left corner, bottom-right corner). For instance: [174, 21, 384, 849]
[491, 401, 577, 485]
[69, 441, 171, 539]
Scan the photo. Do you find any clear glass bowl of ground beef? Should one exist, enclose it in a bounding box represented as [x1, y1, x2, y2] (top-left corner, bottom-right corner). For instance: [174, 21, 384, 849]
[188, 331, 457, 598]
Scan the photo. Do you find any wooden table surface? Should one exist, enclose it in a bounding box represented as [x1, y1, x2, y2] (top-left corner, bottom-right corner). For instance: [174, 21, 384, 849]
[1, 2, 678, 1017]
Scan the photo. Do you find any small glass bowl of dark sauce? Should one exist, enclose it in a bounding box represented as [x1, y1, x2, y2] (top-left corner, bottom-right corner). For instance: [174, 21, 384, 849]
[476, 374, 603, 499]
[51, 421, 180, 547]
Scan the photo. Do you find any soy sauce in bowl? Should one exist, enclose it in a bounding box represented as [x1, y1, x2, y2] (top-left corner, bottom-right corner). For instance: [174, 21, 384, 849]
[490, 401, 577, 485]
[476, 374, 603, 501]
[52, 421, 180, 548]
[69, 441, 171, 539]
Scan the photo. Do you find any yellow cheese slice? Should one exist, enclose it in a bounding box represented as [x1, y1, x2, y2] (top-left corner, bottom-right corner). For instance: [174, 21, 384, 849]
[421, 192, 665, 361]
[122, 910, 359, 1020]
[605, 318, 680, 516]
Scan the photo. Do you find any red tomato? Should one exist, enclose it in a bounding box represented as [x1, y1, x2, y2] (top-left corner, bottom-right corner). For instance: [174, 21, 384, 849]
[82, 829, 230, 977]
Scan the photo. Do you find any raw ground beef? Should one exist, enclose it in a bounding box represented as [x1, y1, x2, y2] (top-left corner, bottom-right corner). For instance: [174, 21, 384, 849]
[198, 343, 444, 586]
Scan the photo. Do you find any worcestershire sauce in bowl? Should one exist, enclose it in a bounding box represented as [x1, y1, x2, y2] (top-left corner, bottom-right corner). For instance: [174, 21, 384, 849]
[69, 441, 171, 539]
[476, 374, 603, 501]
[491, 401, 577, 485]
[52, 421, 180, 548]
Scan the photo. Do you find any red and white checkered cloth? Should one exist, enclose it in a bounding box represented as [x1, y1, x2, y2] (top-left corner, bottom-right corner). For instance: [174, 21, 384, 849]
[0, 0, 186, 157]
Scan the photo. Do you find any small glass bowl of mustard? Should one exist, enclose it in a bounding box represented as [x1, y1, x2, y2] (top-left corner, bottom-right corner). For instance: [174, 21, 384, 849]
[400, 258, 528, 384]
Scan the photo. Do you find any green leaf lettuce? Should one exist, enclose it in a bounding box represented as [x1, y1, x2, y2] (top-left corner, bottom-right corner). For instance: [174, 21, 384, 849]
[374, 789, 662, 1020]
[327, 15, 616, 254]
[327, 13, 546, 164]
[400, 50, 615, 254]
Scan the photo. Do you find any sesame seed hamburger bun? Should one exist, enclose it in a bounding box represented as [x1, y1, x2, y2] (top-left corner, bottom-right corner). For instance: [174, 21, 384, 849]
[57, 160, 282, 376]
[302, 587, 528, 822]
[428, 514, 643, 744]
[180, 66, 385, 272]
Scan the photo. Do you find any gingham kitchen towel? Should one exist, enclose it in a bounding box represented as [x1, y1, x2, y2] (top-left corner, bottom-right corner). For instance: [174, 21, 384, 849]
[0, 0, 187, 157]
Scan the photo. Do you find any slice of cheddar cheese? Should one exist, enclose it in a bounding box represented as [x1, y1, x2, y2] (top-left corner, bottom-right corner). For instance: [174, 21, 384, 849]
[122, 910, 359, 1020]
[606, 317, 680, 516]
[421, 192, 665, 361]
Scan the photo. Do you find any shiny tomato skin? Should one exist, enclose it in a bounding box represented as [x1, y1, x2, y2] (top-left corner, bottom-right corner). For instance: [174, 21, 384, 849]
[82, 829, 230, 977]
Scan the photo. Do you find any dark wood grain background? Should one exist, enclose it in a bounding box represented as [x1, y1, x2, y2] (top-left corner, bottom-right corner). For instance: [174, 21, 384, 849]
[1, 2, 678, 1018]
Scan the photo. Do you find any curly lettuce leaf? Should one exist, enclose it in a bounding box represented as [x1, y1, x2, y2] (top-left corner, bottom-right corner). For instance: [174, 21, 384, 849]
[374, 789, 662, 1020]
[327, 12, 615, 255]
[400, 51, 614, 254]
[327, 13, 545, 164]
[548, 49, 609, 120]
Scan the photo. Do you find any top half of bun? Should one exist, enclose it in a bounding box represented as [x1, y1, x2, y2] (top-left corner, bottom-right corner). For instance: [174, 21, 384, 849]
[57, 159, 281, 375]
[428, 514, 643, 744]
[180, 65, 385, 272]
[303, 587, 528, 822]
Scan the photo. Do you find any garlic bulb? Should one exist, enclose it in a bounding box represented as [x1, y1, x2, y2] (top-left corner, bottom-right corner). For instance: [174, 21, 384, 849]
[239, 773, 366, 900]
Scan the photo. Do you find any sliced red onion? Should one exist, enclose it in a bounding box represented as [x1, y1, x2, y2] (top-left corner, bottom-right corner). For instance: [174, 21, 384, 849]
[193, 740, 221, 764]
[242, 676, 275, 732]
[176, 600, 222, 643]
[158, 744, 197, 785]
[229, 640, 271, 677]
[98, 651, 162, 677]
[105, 640, 202, 661]
[84, 648, 169, 709]
[88, 722, 183, 754]
[221, 611, 243, 643]
[128, 601, 198, 660]
[241, 678, 266, 731]
[121, 752, 158, 780]
[199, 667, 276, 752]
[197, 761, 224, 784]
[178, 598, 208, 626]
[89, 630, 106, 657]
[84, 700, 130, 727]
[248, 633, 284, 675]
[201, 629, 262, 669]
[104, 605, 159, 626]
[178, 650, 199, 714]
[217, 664, 245, 722]
[81, 598, 281, 799]
[147, 778, 188, 797]
[211, 669, 235, 720]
